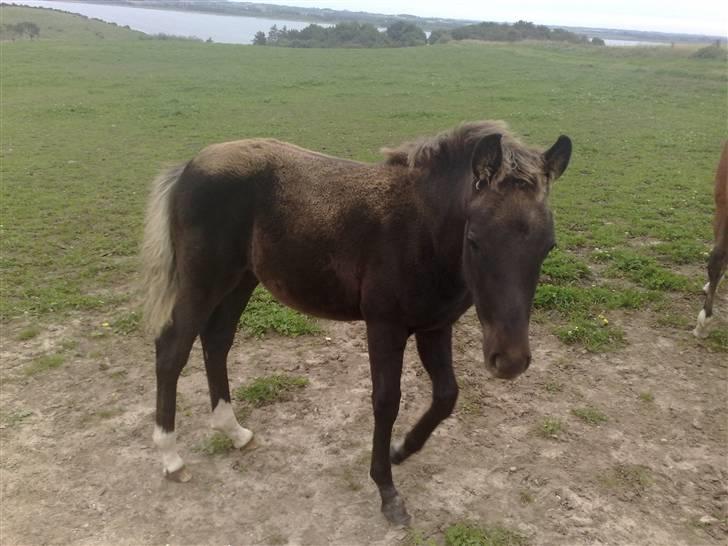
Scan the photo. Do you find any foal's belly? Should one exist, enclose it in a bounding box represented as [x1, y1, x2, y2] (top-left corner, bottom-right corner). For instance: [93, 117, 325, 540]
[251, 232, 364, 322]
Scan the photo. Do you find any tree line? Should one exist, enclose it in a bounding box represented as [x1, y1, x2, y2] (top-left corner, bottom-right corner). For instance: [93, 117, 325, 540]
[254, 19, 603, 48]
[254, 21, 426, 48]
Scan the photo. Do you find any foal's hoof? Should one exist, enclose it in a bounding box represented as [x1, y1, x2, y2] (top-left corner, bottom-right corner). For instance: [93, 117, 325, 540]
[164, 465, 192, 483]
[390, 440, 407, 465]
[382, 495, 411, 527]
[231, 428, 254, 450]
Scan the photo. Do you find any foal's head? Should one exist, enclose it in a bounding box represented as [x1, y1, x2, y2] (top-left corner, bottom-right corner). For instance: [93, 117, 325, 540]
[463, 132, 572, 379]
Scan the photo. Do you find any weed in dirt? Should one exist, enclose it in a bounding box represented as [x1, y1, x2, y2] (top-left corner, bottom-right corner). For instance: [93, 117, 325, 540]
[16, 327, 40, 341]
[112, 310, 142, 335]
[264, 533, 288, 546]
[519, 490, 534, 504]
[701, 328, 728, 353]
[444, 522, 527, 546]
[341, 467, 363, 491]
[240, 288, 320, 337]
[24, 353, 64, 376]
[97, 408, 123, 419]
[543, 381, 563, 393]
[234, 374, 309, 406]
[556, 317, 625, 352]
[60, 338, 78, 351]
[1, 409, 33, 427]
[599, 463, 653, 495]
[571, 406, 608, 425]
[653, 302, 694, 329]
[639, 391, 655, 403]
[196, 432, 235, 455]
[538, 417, 564, 439]
[405, 530, 438, 546]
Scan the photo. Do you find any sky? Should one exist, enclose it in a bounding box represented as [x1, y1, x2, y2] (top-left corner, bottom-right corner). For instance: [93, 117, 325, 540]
[235, 0, 728, 36]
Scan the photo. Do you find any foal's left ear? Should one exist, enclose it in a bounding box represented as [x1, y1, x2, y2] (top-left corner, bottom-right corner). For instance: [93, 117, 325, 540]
[472, 133, 503, 189]
[543, 135, 572, 181]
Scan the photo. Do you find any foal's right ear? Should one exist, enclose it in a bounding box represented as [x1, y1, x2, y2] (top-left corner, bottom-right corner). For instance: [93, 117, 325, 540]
[472, 134, 503, 189]
[543, 135, 572, 181]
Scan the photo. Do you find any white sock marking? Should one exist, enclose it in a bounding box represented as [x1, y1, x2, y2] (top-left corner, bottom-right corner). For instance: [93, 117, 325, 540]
[703, 282, 710, 295]
[211, 400, 253, 449]
[153, 425, 185, 475]
[693, 309, 712, 338]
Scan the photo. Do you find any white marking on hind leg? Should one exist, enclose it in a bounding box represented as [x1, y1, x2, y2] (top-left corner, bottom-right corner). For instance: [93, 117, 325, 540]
[211, 400, 253, 449]
[153, 425, 190, 481]
[703, 282, 710, 295]
[693, 309, 713, 339]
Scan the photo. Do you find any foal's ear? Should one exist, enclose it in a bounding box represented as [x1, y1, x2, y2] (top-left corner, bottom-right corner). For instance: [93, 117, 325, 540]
[543, 135, 572, 181]
[472, 133, 503, 189]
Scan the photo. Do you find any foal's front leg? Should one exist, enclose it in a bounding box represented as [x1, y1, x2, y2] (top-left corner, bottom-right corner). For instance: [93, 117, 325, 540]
[366, 322, 410, 525]
[391, 326, 458, 465]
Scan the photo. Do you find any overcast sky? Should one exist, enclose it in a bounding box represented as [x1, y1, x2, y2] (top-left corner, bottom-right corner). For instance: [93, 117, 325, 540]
[237, 0, 727, 36]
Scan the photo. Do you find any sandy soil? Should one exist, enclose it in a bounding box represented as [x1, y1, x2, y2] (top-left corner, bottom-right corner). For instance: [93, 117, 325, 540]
[1, 303, 726, 545]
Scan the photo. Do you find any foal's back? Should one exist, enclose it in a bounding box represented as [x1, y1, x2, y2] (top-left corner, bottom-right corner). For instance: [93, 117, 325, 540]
[182, 139, 419, 321]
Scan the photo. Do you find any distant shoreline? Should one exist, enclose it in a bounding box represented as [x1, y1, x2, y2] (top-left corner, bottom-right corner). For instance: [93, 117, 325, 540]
[6, 0, 723, 43]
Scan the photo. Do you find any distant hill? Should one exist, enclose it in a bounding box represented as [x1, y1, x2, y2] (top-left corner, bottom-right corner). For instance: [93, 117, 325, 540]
[0, 3, 144, 41]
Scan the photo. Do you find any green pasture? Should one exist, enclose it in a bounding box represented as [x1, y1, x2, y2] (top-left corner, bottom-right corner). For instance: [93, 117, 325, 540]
[1, 6, 725, 348]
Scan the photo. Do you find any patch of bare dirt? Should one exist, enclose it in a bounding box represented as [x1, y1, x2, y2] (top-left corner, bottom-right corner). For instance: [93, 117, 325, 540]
[1, 305, 726, 545]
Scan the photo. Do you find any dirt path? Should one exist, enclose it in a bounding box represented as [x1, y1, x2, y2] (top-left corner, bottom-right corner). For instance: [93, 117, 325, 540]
[1, 307, 726, 545]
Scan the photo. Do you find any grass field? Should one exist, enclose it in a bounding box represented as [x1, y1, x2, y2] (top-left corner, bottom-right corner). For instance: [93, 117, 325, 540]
[1, 7, 727, 545]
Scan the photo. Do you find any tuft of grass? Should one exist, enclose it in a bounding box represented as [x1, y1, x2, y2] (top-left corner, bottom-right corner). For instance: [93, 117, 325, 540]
[1, 409, 33, 427]
[196, 433, 235, 455]
[639, 392, 654, 403]
[540, 249, 591, 283]
[537, 417, 564, 439]
[543, 381, 563, 393]
[112, 310, 142, 335]
[606, 250, 694, 291]
[16, 326, 40, 341]
[599, 463, 653, 494]
[234, 374, 309, 407]
[405, 529, 438, 546]
[702, 329, 728, 353]
[24, 354, 64, 376]
[444, 523, 527, 546]
[571, 406, 608, 425]
[240, 288, 320, 337]
[519, 490, 534, 505]
[555, 317, 625, 352]
[534, 284, 658, 315]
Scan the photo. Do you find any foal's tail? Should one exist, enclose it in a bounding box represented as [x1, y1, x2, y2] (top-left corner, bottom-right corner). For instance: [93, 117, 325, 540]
[141, 164, 186, 338]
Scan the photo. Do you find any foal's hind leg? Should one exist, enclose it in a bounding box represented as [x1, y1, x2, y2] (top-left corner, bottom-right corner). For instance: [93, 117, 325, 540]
[201, 273, 258, 449]
[153, 295, 211, 482]
[390, 326, 458, 465]
[694, 244, 727, 338]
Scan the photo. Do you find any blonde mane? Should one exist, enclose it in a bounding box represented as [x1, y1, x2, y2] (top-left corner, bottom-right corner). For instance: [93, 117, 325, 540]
[381, 120, 546, 188]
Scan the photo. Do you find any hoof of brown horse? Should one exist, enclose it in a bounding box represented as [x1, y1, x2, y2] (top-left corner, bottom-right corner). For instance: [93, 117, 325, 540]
[382, 495, 411, 527]
[165, 465, 192, 483]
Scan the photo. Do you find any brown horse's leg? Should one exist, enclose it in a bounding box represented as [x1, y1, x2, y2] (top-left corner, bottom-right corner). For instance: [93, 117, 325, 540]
[366, 321, 410, 526]
[153, 292, 212, 482]
[695, 243, 727, 338]
[391, 326, 458, 465]
[201, 272, 258, 449]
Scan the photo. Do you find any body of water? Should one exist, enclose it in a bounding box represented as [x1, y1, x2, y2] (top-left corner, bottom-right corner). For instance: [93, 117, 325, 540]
[12, 1, 670, 47]
[603, 38, 669, 47]
[10, 0, 324, 44]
